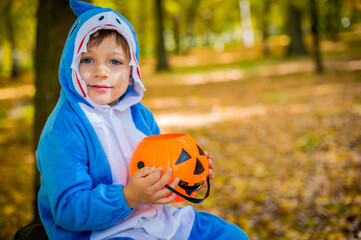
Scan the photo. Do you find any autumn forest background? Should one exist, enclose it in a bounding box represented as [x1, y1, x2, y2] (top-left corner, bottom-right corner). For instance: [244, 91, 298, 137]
[0, 0, 361, 239]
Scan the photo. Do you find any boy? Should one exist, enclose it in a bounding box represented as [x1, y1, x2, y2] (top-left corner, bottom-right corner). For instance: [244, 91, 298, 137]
[36, 0, 250, 239]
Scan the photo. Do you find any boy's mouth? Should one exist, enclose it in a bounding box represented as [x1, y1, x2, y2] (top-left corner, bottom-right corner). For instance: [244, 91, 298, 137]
[88, 84, 112, 92]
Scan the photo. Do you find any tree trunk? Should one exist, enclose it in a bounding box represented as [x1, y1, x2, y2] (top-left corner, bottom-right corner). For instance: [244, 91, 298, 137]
[310, 0, 323, 73]
[5, 0, 20, 78]
[352, 0, 359, 24]
[325, 0, 341, 41]
[203, 7, 214, 47]
[137, 0, 147, 57]
[172, 15, 180, 55]
[262, 0, 271, 56]
[239, 0, 255, 48]
[154, 0, 170, 71]
[0, 46, 3, 74]
[184, 0, 202, 52]
[33, 0, 75, 220]
[287, 3, 308, 56]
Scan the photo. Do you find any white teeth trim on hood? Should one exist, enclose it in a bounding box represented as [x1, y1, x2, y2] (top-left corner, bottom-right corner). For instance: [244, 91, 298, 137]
[70, 11, 146, 110]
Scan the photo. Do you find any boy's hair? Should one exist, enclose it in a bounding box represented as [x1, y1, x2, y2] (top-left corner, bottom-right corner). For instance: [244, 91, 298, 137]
[88, 30, 130, 60]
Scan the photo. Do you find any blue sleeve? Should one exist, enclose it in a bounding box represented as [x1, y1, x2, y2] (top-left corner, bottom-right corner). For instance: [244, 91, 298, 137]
[131, 103, 161, 135]
[147, 109, 161, 135]
[37, 117, 133, 231]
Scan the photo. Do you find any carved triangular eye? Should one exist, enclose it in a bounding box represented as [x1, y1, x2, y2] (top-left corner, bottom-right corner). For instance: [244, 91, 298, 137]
[197, 145, 205, 156]
[175, 148, 192, 165]
[193, 158, 205, 175]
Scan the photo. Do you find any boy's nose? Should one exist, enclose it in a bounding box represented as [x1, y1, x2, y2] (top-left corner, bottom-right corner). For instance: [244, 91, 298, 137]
[94, 64, 109, 79]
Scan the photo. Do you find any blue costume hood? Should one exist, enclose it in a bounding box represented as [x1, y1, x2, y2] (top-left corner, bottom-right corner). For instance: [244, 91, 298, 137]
[60, 0, 145, 110]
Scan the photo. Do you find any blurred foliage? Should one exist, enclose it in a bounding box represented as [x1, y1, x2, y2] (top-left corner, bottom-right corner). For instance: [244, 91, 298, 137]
[1, 24, 360, 239]
[0, 0, 359, 75]
[142, 26, 361, 239]
[0, 0, 37, 76]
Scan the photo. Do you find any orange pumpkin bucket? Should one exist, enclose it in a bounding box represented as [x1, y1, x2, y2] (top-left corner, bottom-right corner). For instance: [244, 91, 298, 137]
[129, 133, 210, 203]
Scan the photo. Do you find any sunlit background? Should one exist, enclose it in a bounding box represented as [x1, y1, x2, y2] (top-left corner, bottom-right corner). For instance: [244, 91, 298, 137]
[1, 0, 361, 239]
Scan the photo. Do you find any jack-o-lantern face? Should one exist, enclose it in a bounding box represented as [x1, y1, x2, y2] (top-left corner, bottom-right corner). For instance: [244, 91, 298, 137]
[129, 133, 209, 203]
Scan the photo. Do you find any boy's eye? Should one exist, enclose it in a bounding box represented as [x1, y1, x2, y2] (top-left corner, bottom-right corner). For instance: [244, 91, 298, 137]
[110, 59, 121, 65]
[81, 58, 93, 64]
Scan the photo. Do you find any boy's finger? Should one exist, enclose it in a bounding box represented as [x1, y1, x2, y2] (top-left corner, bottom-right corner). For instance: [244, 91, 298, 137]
[208, 158, 215, 170]
[152, 168, 172, 190]
[158, 177, 180, 204]
[155, 176, 180, 198]
[146, 167, 163, 184]
[133, 166, 155, 178]
[168, 176, 180, 189]
[157, 192, 177, 205]
[208, 168, 215, 180]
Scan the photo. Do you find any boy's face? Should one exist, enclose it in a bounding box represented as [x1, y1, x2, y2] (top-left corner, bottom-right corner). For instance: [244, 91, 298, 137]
[79, 34, 132, 106]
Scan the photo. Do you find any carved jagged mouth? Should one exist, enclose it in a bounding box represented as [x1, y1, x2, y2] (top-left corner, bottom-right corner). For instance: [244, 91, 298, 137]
[178, 180, 205, 196]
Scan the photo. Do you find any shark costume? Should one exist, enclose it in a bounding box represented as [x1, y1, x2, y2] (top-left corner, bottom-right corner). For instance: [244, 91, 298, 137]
[36, 0, 249, 239]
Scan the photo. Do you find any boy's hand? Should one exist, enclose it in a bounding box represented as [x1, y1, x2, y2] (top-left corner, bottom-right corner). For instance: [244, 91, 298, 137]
[206, 151, 215, 180]
[123, 167, 180, 209]
[203, 151, 215, 189]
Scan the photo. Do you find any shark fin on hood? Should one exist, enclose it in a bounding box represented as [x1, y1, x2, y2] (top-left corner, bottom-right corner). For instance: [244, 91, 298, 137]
[70, 0, 99, 17]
